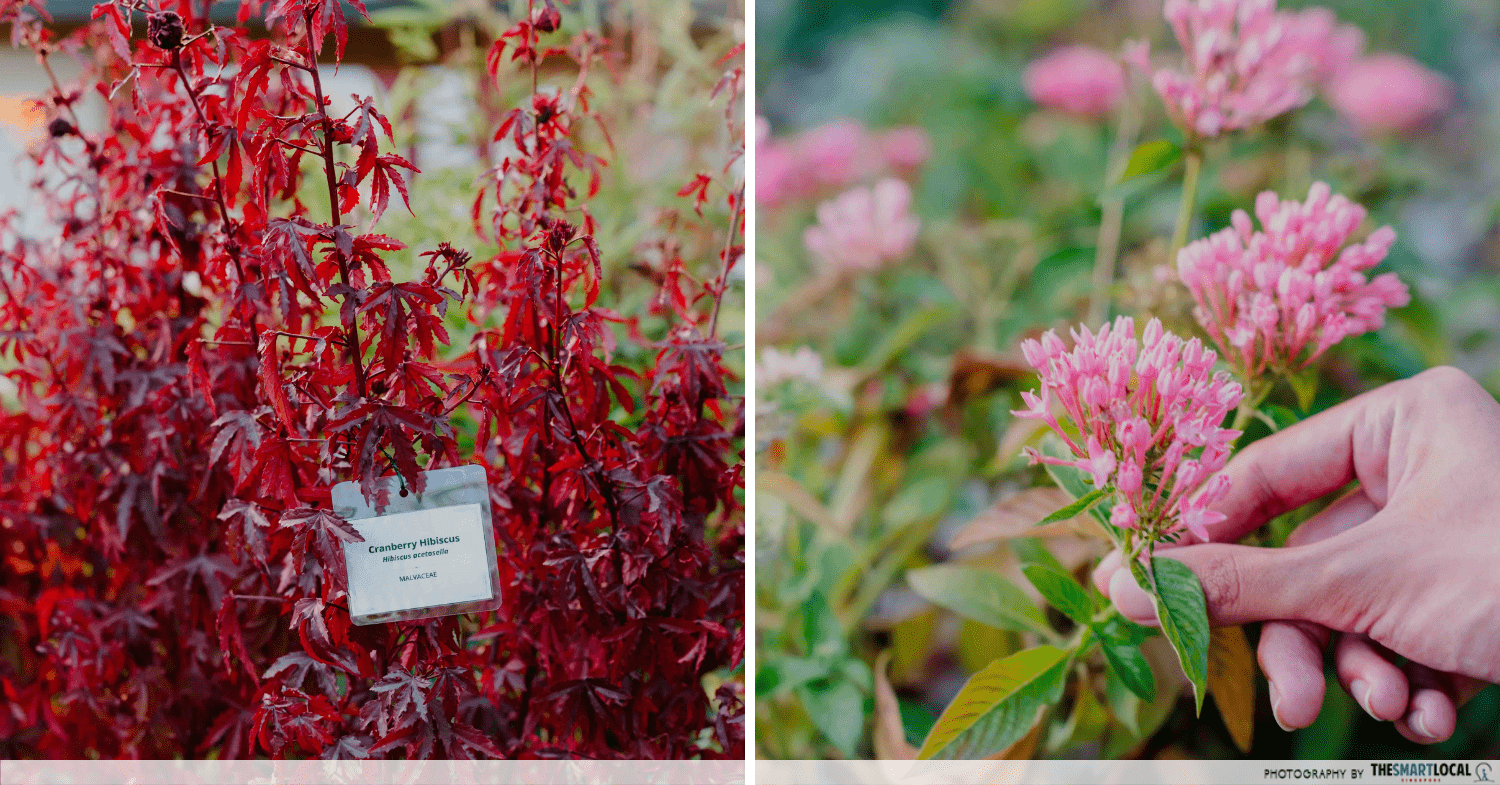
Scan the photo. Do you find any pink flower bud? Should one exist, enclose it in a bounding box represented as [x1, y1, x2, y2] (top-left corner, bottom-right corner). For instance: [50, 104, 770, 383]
[1117, 458, 1143, 496]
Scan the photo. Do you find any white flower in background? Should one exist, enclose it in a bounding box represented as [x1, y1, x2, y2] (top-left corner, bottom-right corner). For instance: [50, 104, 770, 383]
[757, 346, 824, 389]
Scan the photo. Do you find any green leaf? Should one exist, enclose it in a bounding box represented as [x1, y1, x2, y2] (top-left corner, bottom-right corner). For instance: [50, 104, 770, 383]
[1132, 556, 1210, 714]
[1103, 666, 1142, 736]
[1288, 368, 1319, 413]
[1010, 537, 1065, 576]
[917, 645, 1070, 760]
[1263, 404, 1302, 431]
[1021, 563, 1092, 624]
[856, 304, 958, 376]
[800, 591, 846, 659]
[1119, 139, 1182, 182]
[907, 565, 1052, 636]
[798, 680, 866, 758]
[882, 475, 952, 530]
[1100, 640, 1156, 703]
[1098, 614, 1155, 647]
[756, 655, 831, 697]
[1038, 487, 1108, 525]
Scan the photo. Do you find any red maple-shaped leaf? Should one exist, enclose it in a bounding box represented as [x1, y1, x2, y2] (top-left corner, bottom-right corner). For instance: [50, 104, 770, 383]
[279, 507, 363, 595]
[217, 594, 261, 687]
[251, 685, 341, 758]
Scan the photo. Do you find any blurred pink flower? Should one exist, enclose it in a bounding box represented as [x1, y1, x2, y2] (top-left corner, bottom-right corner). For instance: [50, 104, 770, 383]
[1173, 182, 1410, 377]
[1282, 6, 1365, 86]
[756, 119, 930, 207]
[1328, 53, 1454, 134]
[1015, 316, 1243, 541]
[1023, 45, 1127, 119]
[1153, 0, 1321, 138]
[756, 140, 801, 209]
[878, 126, 932, 170]
[797, 119, 875, 190]
[803, 178, 920, 273]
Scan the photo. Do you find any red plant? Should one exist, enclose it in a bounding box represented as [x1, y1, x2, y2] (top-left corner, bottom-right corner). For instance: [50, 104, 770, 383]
[0, 0, 743, 760]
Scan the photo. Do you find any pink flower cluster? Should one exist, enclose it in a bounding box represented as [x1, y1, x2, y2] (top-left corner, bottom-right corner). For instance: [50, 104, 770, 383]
[1174, 182, 1410, 377]
[1328, 53, 1455, 135]
[803, 178, 920, 273]
[1023, 45, 1126, 119]
[757, 118, 931, 207]
[1152, 0, 1348, 138]
[1281, 6, 1365, 87]
[1015, 317, 1243, 541]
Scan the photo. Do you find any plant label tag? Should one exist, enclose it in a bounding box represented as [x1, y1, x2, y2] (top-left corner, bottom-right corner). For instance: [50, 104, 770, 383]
[333, 465, 502, 626]
[343, 503, 492, 618]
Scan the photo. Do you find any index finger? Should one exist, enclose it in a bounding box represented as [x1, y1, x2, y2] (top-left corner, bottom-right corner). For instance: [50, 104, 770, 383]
[1206, 378, 1396, 542]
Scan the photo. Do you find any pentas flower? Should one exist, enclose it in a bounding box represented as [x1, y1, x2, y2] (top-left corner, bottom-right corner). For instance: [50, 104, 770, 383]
[1153, 0, 1323, 138]
[1015, 317, 1243, 541]
[878, 126, 932, 171]
[1281, 6, 1365, 87]
[803, 178, 920, 273]
[1173, 182, 1410, 377]
[1024, 44, 1127, 119]
[1328, 53, 1454, 135]
[756, 118, 931, 206]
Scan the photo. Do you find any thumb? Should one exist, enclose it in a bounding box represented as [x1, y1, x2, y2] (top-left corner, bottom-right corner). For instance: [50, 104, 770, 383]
[1107, 541, 1339, 627]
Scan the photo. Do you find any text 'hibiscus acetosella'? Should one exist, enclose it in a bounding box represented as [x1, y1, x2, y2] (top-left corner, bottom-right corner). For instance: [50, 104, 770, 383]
[1015, 317, 1243, 542]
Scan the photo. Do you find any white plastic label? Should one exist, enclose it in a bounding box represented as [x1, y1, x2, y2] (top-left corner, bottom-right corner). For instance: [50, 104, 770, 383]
[342, 502, 494, 618]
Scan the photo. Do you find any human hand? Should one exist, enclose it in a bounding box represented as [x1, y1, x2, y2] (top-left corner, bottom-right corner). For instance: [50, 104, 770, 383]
[1093, 366, 1500, 742]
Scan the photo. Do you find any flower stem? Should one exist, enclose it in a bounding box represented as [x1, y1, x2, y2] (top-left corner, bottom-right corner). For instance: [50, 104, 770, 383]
[1170, 148, 1203, 260]
[1089, 98, 1141, 325]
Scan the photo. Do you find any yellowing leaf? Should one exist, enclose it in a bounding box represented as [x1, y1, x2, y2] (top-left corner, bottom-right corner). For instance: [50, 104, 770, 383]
[917, 645, 1069, 760]
[1207, 625, 1256, 754]
[989, 715, 1045, 760]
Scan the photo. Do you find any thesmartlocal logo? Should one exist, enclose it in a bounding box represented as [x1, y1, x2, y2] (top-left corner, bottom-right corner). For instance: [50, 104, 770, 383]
[1367, 761, 1493, 783]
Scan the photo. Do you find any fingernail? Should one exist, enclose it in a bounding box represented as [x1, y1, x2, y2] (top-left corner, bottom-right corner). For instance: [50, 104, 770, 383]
[1410, 710, 1434, 740]
[1271, 681, 1293, 732]
[1351, 679, 1373, 717]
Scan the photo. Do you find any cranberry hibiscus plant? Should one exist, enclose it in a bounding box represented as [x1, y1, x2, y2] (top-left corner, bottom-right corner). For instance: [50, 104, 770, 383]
[0, 0, 744, 759]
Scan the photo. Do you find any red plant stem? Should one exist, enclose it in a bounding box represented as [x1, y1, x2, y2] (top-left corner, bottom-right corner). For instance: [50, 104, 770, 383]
[169, 49, 251, 290]
[525, 6, 554, 525]
[306, 46, 369, 398]
[707, 185, 743, 339]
